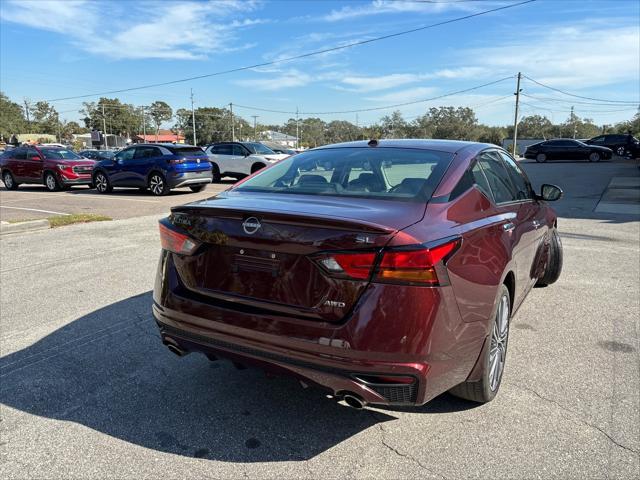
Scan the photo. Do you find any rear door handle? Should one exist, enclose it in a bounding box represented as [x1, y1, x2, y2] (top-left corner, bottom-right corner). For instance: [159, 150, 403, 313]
[503, 222, 515, 232]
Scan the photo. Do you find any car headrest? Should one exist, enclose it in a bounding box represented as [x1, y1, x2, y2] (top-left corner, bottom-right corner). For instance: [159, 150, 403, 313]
[298, 174, 328, 185]
[394, 177, 427, 195]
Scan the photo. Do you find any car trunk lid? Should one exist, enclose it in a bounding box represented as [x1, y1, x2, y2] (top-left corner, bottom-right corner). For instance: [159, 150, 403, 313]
[168, 191, 426, 322]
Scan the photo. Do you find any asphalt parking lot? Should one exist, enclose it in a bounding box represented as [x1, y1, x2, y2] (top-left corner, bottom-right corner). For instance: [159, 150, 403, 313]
[0, 181, 234, 223]
[1, 159, 638, 479]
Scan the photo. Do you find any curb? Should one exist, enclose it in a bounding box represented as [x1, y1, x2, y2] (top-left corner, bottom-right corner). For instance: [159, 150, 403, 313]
[0, 219, 50, 236]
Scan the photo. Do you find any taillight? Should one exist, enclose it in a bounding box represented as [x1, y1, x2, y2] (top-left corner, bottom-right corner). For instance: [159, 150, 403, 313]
[318, 252, 376, 280]
[158, 222, 199, 255]
[314, 237, 460, 286]
[375, 239, 460, 286]
[169, 157, 186, 164]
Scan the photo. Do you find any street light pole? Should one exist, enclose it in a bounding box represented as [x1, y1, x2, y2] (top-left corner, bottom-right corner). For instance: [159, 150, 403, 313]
[251, 115, 259, 141]
[102, 104, 107, 150]
[230, 103, 235, 141]
[190, 89, 197, 145]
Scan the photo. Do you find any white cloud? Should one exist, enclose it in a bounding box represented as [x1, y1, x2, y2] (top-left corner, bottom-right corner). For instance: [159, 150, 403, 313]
[322, 0, 473, 22]
[236, 69, 314, 91]
[0, 0, 264, 60]
[365, 87, 438, 104]
[337, 68, 491, 92]
[465, 23, 640, 90]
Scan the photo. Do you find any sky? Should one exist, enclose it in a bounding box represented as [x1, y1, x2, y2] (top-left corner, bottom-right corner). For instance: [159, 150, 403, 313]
[1, 0, 638, 129]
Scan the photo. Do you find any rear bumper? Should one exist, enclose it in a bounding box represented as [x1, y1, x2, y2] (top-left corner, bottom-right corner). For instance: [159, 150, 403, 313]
[152, 251, 486, 406]
[168, 171, 212, 188]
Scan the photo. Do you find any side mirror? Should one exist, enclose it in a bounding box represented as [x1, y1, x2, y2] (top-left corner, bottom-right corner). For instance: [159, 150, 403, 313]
[540, 184, 563, 201]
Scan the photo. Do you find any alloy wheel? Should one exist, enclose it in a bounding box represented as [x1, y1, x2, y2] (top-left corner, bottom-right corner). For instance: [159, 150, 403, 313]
[95, 174, 108, 192]
[4, 172, 13, 188]
[489, 293, 510, 392]
[616, 146, 626, 156]
[149, 175, 164, 195]
[536, 153, 546, 163]
[589, 152, 601, 162]
[46, 174, 57, 191]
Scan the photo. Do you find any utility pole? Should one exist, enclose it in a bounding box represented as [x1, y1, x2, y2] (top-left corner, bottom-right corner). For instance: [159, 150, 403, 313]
[101, 104, 107, 150]
[142, 106, 147, 139]
[56, 113, 62, 143]
[295, 107, 299, 149]
[512, 72, 522, 157]
[251, 115, 259, 141]
[356, 113, 359, 140]
[23, 99, 32, 133]
[230, 103, 235, 141]
[571, 106, 577, 138]
[190, 88, 197, 145]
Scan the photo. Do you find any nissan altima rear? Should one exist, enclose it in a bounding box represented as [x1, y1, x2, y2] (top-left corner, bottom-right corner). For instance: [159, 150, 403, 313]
[152, 139, 561, 408]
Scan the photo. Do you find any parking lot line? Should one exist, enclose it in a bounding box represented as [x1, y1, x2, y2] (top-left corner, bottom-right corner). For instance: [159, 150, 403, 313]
[0, 206, 70, 216]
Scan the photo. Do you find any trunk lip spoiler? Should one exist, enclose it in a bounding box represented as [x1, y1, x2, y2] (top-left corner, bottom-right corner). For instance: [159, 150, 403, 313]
[170, 204, 398, 234]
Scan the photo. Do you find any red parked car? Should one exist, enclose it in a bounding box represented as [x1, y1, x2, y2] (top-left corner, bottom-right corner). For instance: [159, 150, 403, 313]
[153, 140, 563, 408]
[1, 145, 95, 191]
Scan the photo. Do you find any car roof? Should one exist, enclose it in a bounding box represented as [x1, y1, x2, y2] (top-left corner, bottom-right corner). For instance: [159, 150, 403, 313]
[313, 139, 497, 154]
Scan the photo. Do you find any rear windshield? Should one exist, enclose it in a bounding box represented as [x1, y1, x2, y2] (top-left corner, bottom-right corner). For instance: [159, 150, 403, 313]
[243, 142, 275, 155]
[169, 146, 206, 156]
[235, 147, 454, 202]
[40, 148, 81, 160]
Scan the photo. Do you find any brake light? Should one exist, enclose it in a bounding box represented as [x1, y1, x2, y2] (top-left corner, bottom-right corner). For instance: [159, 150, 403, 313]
[376, 239, 460, 285]
[314, 238, 460, 285]
[318, 252, 376, 280]
[158, 222, 199, 255]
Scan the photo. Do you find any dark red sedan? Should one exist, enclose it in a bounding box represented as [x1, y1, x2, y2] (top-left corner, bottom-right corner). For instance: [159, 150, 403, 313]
[153, 140, 563, 408]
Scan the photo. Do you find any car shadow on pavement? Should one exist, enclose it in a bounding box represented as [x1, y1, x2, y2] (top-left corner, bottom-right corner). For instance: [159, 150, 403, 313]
[0, 291, 405, 462]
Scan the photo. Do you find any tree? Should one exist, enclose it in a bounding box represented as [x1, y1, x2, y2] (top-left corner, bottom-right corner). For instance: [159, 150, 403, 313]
[174, 106, 232, 145]
[613, 112, 640, 136]
[60, 121, 87, 142]
[32, 101, 59, 135]
[148, 101, 173, 138]
[416, 107, 478, 140]
[379, 111, 410, 138]
[516, 115, 554, 139]
[81, 98, 143, 138]
[0, 92, 26, 141]
[325, 120, 360, 143]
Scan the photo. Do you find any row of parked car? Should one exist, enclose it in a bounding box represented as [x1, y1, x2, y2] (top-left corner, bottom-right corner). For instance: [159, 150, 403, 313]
[523, 133, 640, 162]
[0, 141, 295, 196]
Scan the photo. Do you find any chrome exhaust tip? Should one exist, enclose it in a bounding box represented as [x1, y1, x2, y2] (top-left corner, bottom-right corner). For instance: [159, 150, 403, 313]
[162, 337, 186, 357]
[343, 393, 366, 409]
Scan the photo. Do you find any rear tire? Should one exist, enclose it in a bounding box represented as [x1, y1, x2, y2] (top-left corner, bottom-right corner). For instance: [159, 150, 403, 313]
[148, 172, 169, 196]
[2, 171, 19, 190]
[211, 163, 221, 183]
[535, 153, 547, 163]
[44, 172, 61, 192]
[588, 152, 601, 162]
[94, 172, 112, 193]
[449, 285, 511, 403]
[251, 163, 266, 174]
[536, 229, 563, 286]
[189, 185, 206, 193]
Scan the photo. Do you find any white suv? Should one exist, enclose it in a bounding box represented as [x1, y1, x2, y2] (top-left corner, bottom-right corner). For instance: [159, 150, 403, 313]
[205, 142, 288, 181]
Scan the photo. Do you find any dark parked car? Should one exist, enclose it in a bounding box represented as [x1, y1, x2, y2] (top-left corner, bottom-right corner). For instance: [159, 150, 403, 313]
[79, 149, 116, 161]
[1, 145, 95, 191]
[524, 139, 612, 163]
[584, 134, 640, 158]
[92, 144, 212, 196]
[153, 139, 563, 408]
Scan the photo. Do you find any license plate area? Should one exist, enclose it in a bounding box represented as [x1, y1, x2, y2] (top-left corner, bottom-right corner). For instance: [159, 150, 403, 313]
[232, 253, 280, 277]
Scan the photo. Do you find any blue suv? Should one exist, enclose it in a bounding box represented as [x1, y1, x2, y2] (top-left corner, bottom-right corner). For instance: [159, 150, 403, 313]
[92, 144, 212, 196]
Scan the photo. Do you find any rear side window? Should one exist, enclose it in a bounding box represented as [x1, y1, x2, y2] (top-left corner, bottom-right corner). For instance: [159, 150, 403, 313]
[476, 152, 516, 204]
[12, 148, 27, 160]
[232, 144, 246, 156]
[235, 147, 454, 202]
[212, 144, 232, 155]
[497, 152, 533, 200]
[135, 146, 161, 159]
[471, 162, 493, 201]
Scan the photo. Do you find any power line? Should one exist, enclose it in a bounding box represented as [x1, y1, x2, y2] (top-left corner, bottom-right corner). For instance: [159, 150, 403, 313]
[521, 93, 638, 107]
[523, 75, 639, 104]
[233, 76, 514, 115]
[44, 0, 535, 102]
